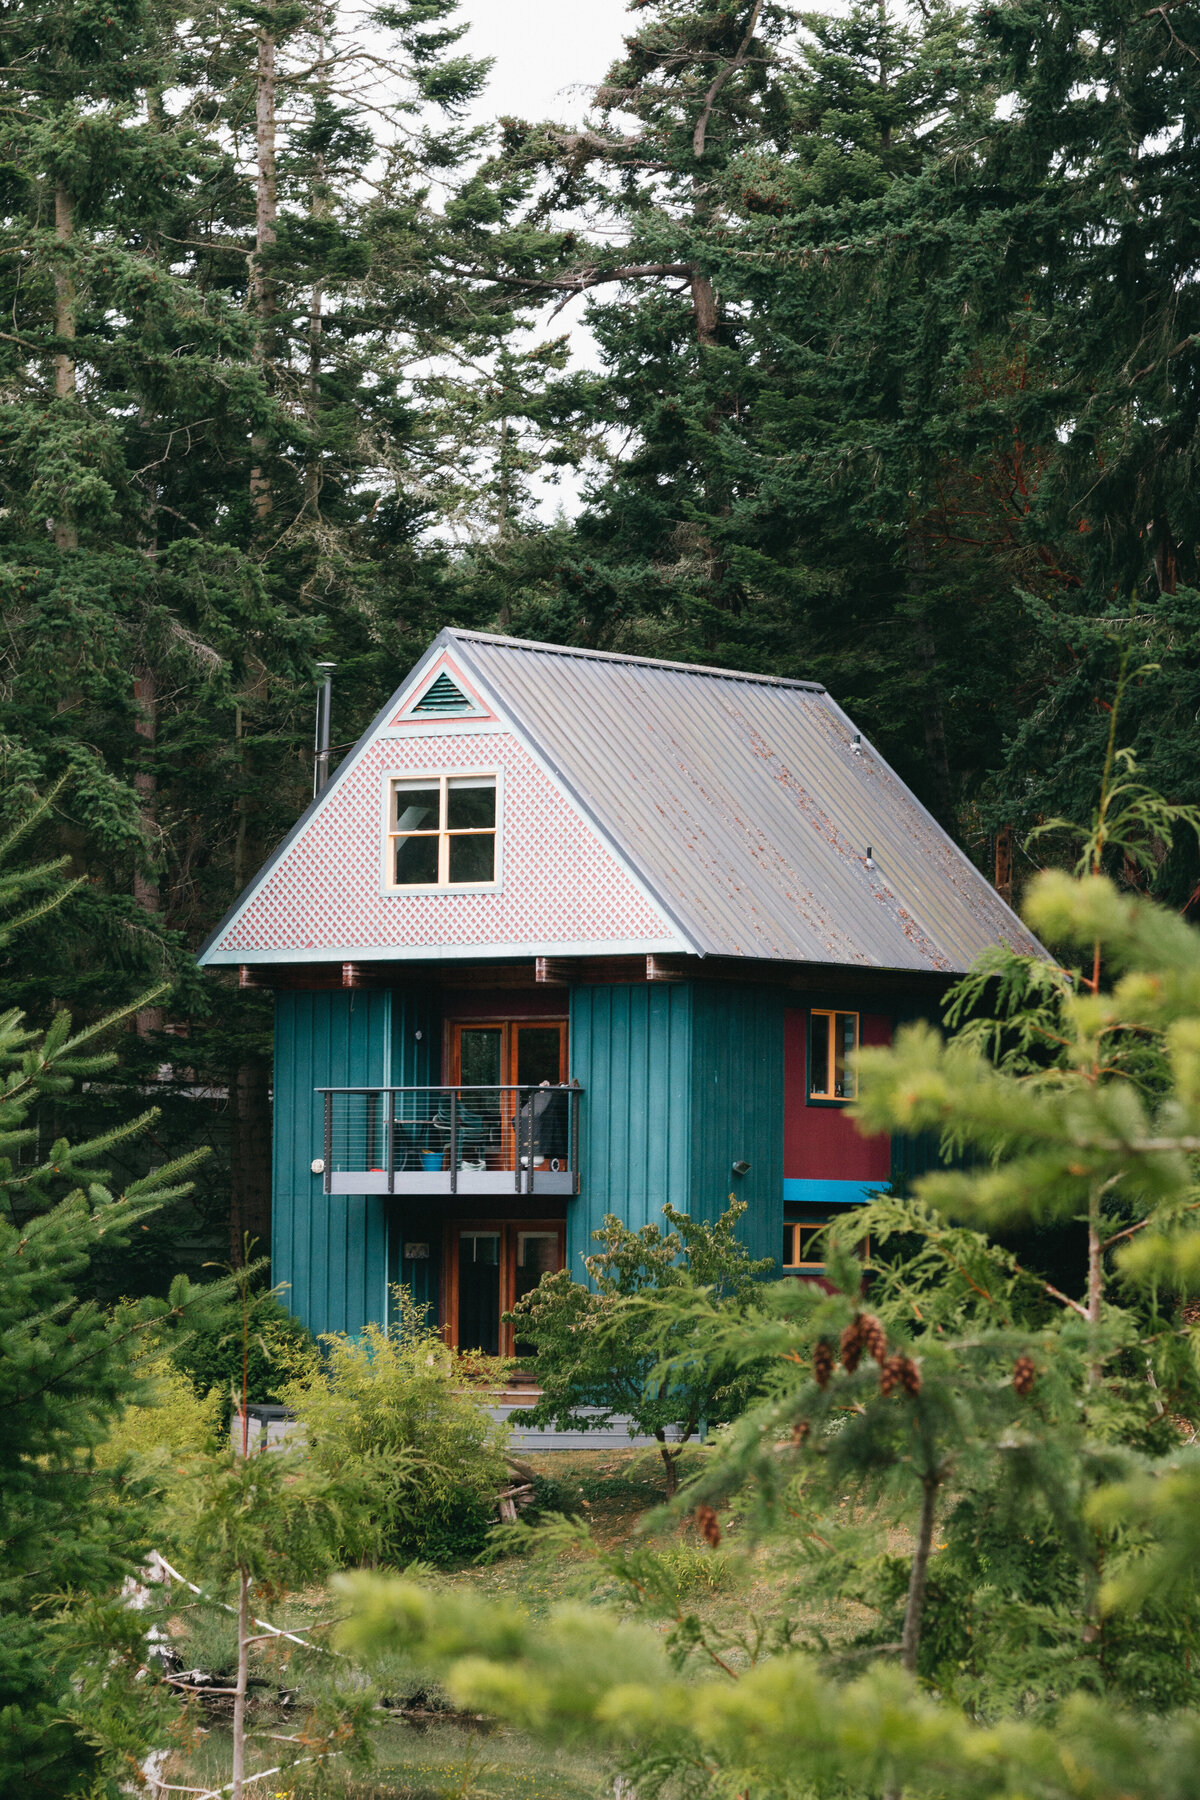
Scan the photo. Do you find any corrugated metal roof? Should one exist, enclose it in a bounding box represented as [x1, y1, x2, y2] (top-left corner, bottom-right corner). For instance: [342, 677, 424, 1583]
[448, 629, 1041, 975]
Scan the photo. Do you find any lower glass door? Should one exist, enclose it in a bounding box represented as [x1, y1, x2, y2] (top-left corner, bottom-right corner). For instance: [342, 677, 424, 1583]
[450, 1221, 565, 1355]
[457, 1230, 501, 1355]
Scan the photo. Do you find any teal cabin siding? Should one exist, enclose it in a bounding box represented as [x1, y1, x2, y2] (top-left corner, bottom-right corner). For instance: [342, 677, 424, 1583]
[689, 983, 785, 1267]
[273, 987, 439, 1339]
[567, 981, 784, 1280]
[567, 982, 694, 1276]
[270, 976, 941, 1340]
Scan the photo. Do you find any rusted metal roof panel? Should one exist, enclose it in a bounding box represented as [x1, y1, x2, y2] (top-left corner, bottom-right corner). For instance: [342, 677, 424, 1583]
[450, 630, 1040, 975]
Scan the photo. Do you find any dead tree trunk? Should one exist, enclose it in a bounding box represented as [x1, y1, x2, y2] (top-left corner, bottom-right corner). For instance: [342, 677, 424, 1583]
[249, 8, 277, 522]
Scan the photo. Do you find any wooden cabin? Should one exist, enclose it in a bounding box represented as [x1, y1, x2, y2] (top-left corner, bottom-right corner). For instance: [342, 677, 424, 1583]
[197, 630, 1036, 1352]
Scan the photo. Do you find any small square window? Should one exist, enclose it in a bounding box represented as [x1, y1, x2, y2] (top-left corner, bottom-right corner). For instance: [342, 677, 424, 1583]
[387, 774, 498, 888]
[782, 1221, 826, 1269]
[809, 1009, 859, 1101]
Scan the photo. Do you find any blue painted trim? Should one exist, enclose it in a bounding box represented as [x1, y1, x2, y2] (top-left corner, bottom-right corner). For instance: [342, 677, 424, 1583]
[783, 1178, 890, 1206]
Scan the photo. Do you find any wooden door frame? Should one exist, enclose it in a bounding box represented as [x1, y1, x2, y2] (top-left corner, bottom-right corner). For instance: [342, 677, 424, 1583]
[442, 1216, 567, 1356]
[445, 1018, 568, 1086]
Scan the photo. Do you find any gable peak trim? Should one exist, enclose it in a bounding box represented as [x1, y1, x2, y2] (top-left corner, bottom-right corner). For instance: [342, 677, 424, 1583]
[391, 652, 495, 725]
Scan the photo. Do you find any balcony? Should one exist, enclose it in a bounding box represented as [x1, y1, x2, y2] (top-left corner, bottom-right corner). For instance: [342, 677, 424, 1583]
[316, 1085, 581, 1197]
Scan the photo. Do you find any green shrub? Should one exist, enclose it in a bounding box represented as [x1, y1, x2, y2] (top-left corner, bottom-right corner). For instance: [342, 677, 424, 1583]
[280, 1294, 509, 1566]
[94, 1350, 222, 1467]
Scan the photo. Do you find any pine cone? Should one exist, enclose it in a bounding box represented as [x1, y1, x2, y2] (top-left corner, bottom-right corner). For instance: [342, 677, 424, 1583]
[841, 1315, 865, 1373]
[899, 1355, 922, 1397]
[792, 1418, 810, 1447]
[881, 1353, 922, 1398]
[814, 1339, 834, 1388]
[695, 1503, 721, 1549]
[1013, 1354, 1036, 1397]
[861, 1312, 888, 1366]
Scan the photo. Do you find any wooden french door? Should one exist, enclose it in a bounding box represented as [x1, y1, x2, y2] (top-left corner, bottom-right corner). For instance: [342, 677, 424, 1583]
[449, 1019, 568, 1089]
[449, 1020, 567, 1173]
[447, 1218, 566, 1356]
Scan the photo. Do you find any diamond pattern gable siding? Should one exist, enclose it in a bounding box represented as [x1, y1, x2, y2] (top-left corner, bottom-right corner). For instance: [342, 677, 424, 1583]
[213, 729, 676, 957]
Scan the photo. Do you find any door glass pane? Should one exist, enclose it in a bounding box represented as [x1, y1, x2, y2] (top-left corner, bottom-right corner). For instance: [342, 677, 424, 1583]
[458, 1232, 500, 1355]
[459, 1028, 502, 1087]
[515, 1026, 563, 1087]
[394, 834, 438, 886]
[447, 777, 495, 830]
[448, 832, 494, 883]
[513, 1233, 560, 1358]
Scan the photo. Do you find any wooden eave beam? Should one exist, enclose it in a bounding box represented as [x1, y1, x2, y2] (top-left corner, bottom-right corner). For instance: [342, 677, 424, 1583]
[238, 954, 956, 1000]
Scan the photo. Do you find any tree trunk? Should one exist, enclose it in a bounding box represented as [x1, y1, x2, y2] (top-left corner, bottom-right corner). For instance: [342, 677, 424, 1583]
[690, 270, 719, 348]
[53, 184, 78, 551]
[133, 671, 166, 1037]
[900, 1471, 940, 1674]
[657, 1432, 678, 1498]
[249, 10, 277, 521]
[231, 1565, 251, 1800]
[304, 17, 328, 516]
[1087, 1180, 1104, 1387]
[230, 1059, 272, 1266]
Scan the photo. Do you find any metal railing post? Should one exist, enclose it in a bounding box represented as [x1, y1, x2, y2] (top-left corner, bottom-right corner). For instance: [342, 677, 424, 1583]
[366, 1090, 377, 1173]
[569, 1084, 580, 1194]
[323, 1091, 332, 1195]
[450, 1089, 458, 1195]
[386, 1090, 395, 1195]
[525, 1088, 533, 1196]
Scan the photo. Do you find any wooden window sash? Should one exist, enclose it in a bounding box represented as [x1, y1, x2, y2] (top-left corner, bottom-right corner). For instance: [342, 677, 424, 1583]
[809, 1008, 859, 1101]
[389, 772, 497, 889]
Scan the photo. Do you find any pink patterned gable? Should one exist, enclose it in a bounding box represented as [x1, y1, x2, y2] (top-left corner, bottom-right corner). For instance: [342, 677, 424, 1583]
[213, 729, 679, 958]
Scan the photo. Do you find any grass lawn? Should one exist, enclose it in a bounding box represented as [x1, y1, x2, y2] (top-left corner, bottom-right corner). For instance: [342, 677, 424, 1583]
[165, 1719, 605, 1800]
[159, 1446, 875, 1796]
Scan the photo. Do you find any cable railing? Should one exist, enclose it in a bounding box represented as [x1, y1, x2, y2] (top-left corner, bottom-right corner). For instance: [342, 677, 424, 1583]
[315, 1084, 581, 1196]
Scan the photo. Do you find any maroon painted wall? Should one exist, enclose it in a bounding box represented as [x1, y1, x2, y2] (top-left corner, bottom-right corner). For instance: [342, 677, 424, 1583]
[783, 1008, 891, 1182]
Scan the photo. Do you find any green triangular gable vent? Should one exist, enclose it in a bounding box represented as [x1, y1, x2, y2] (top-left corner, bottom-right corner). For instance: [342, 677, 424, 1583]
[413, 670, 471, 713]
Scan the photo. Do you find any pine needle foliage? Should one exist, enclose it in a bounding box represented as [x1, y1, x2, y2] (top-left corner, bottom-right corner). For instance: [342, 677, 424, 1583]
[342, 862, 1200, 1796]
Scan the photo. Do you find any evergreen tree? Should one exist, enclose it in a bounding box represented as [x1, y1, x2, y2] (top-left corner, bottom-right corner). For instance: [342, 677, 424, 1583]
[0, 835, 216, 1793]
[342, 853, 1200, 1796]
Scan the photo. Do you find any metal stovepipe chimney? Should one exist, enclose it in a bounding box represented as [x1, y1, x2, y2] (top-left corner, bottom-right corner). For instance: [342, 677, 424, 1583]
[313, 662, 336, 796]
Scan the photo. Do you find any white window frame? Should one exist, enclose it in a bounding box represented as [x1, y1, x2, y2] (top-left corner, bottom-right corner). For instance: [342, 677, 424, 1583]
[380, 768, 503, 894]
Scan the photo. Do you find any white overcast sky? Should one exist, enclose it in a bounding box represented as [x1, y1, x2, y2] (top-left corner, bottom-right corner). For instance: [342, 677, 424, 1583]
[456, 0, 631, 127]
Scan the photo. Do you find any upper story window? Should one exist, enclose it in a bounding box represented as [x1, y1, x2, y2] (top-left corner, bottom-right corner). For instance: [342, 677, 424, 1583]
[388, 773, 497, 888]
[809, 1008, 859, 1101]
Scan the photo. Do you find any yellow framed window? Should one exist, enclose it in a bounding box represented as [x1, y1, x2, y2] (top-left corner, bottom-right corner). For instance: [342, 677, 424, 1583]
[389, 773, 497, 888]
[782, 1221, 826, 1270]
[809, 1009, 859, 1101]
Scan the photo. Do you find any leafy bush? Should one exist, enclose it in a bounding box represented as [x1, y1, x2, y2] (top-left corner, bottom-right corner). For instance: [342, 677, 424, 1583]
[506, 1199, 774, 1494]
[94, 1350, 222, 1466]
[280, 1294, 509, 1566]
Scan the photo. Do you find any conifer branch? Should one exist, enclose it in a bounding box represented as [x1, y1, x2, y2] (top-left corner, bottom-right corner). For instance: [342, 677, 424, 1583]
[693, 0, 765, 159]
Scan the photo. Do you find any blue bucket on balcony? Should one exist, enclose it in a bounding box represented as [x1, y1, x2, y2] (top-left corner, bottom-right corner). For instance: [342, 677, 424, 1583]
[420, 1151, 443, 1172]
